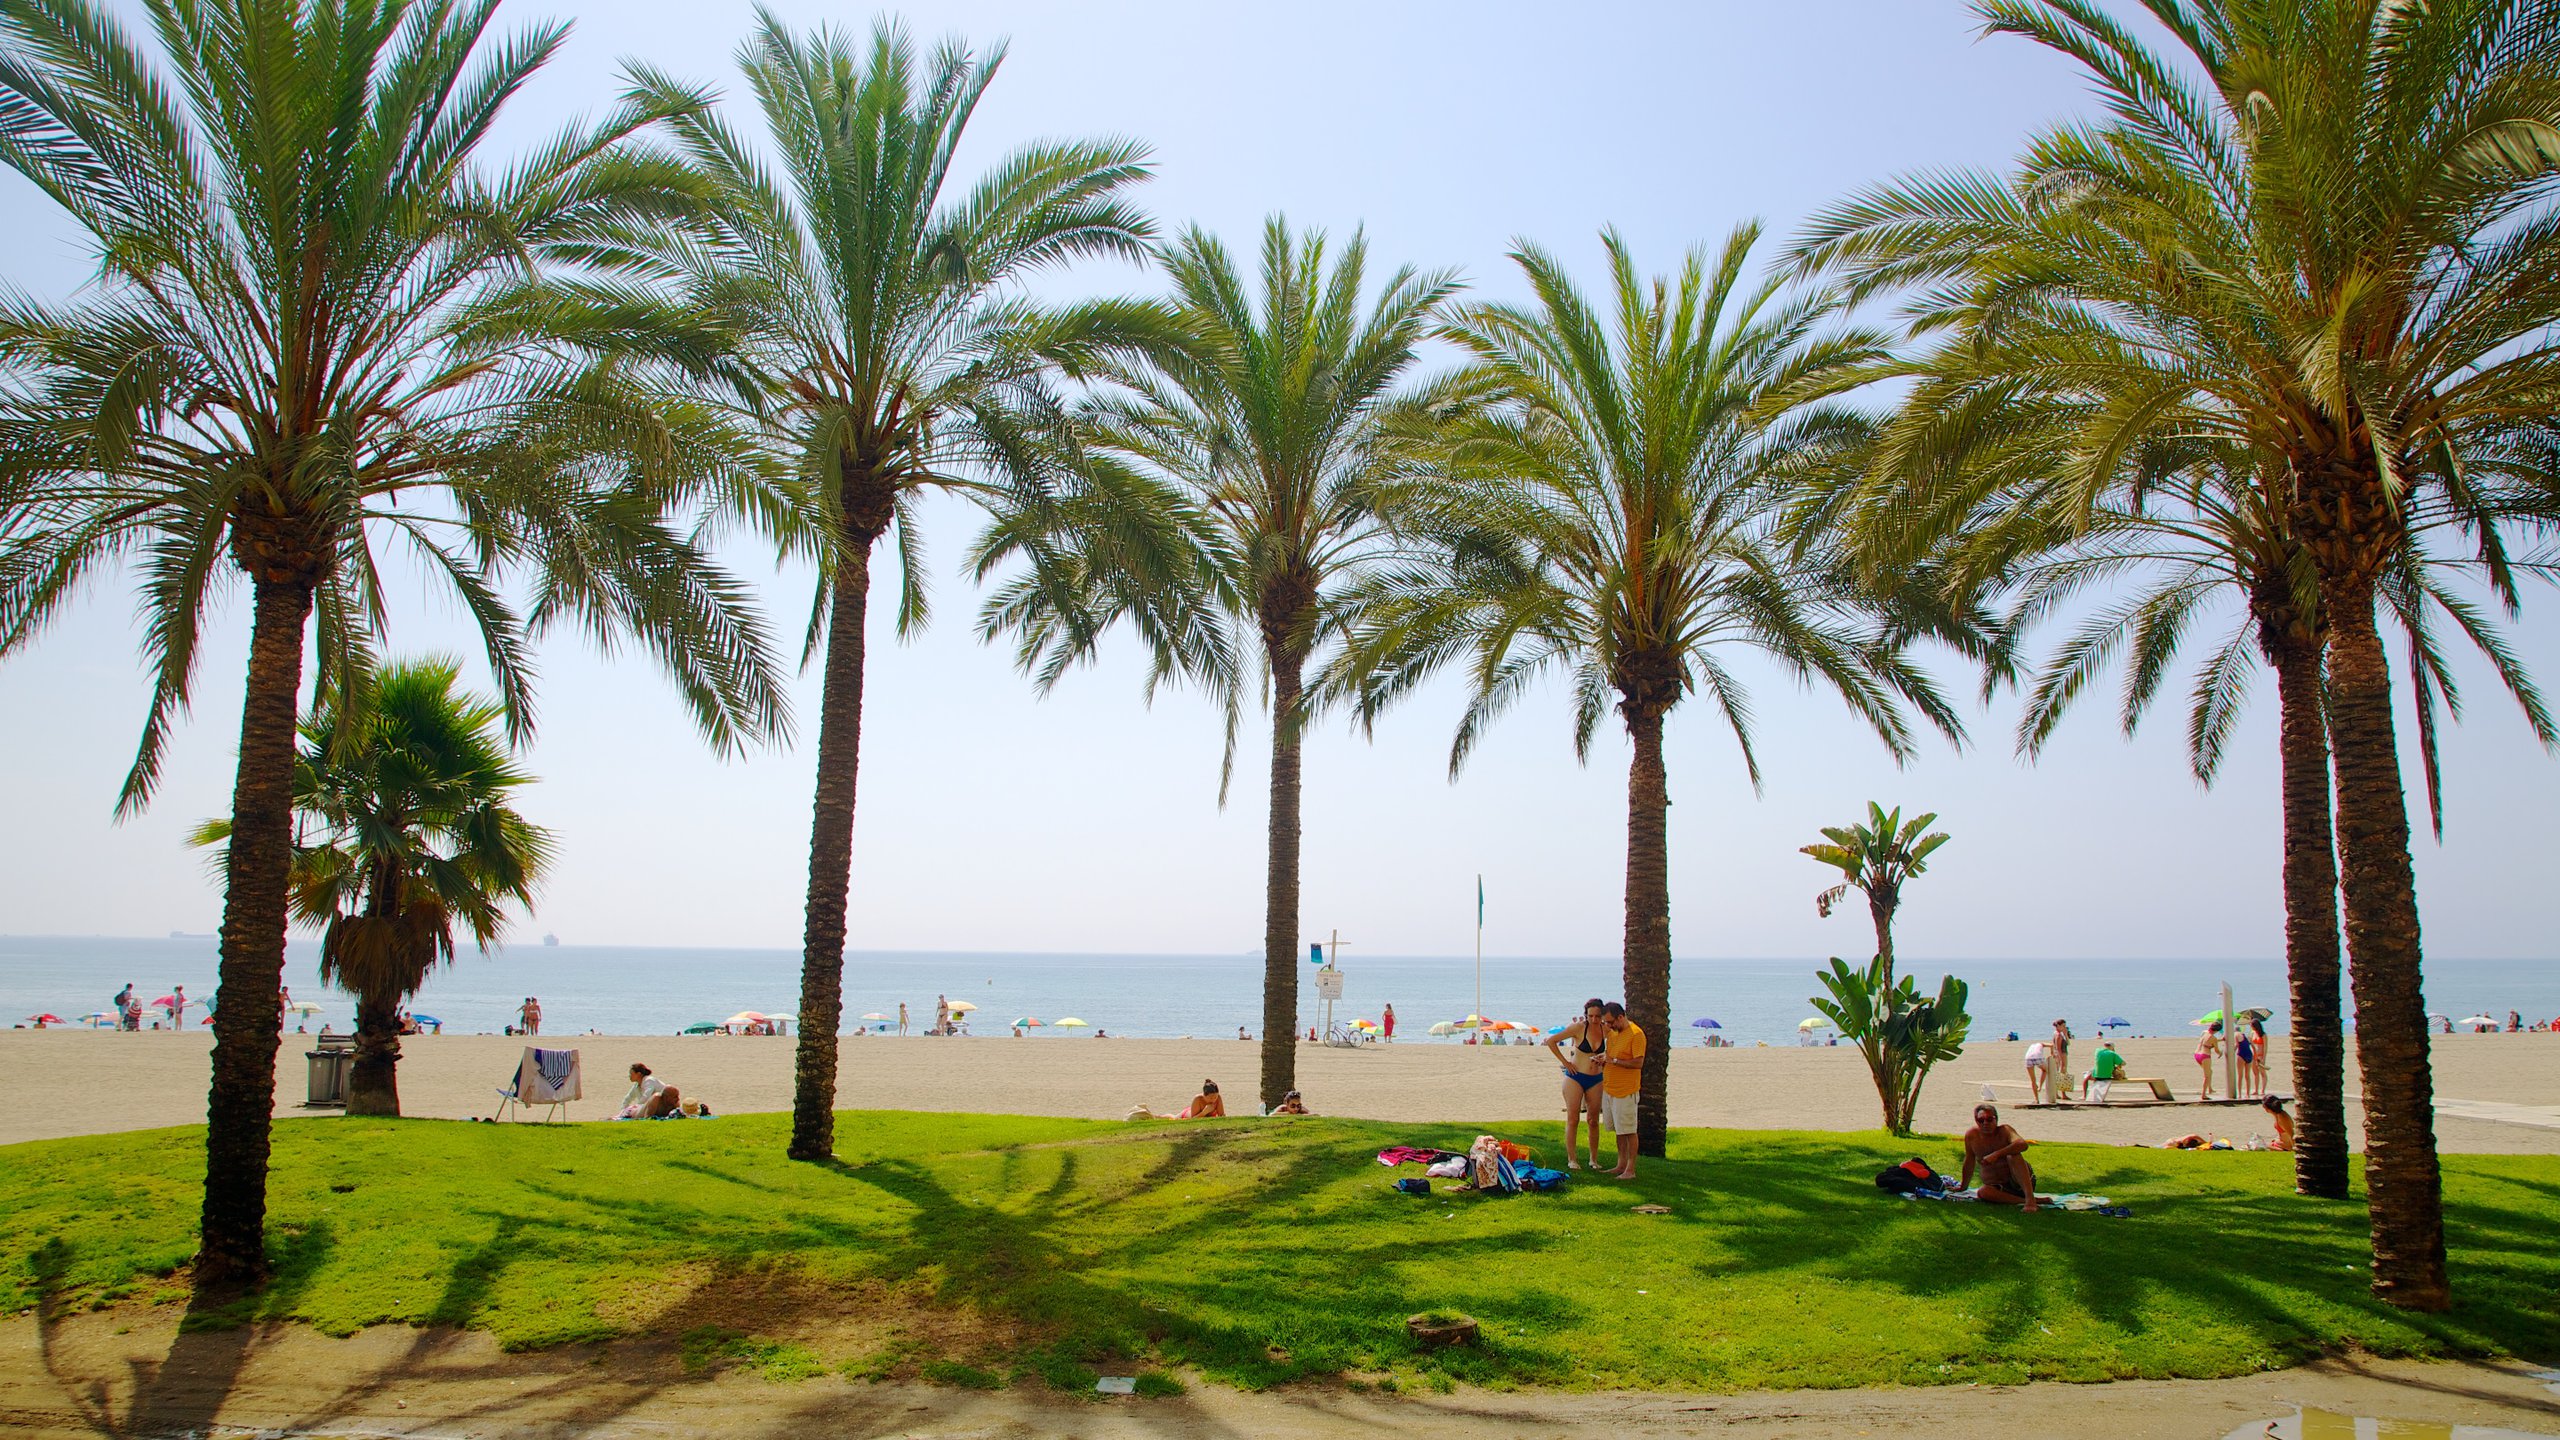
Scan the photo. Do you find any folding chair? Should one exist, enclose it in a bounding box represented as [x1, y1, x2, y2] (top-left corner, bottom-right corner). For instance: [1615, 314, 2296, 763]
[494, 1046, 581, 1121]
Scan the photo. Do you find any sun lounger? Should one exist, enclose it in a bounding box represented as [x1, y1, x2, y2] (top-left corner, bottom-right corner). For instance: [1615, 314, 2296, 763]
[2084, 1076, 2176, 1103]
[495, 1046, 581, 1121]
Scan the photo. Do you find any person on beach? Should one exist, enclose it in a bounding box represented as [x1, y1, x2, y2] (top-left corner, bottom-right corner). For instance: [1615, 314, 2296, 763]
[2082, 1038, 2126, 1103]
[898, 1002, 909, 1036]
[1545, 998, 1610, 1170]
[1237, 1026, 1249, 1041]
[935, 995, 950, 1036]
[2234, 1023, 2260, 1098]
[1961, 1104, 2039, 1211]
[1272, 1090, 1309, 1115]
[2262, 1095, 2294, 1151]
[1177, 1080, 1225, 1119]
[618, 1063, 682, 1119]
[1600, 1002, 1646, 1180]
[2022, 1037, 2050, 1104]
[1382, 1004, 1396, 1041]
[169, 986, 186, 1029]
[2195, 1024, 2222, 1099]
[519, 997, 541, 1036]
[113, 984, 135, 1032]
[2047, 1019, 2073, 1100]
[2510, 1010, 2523, 1033]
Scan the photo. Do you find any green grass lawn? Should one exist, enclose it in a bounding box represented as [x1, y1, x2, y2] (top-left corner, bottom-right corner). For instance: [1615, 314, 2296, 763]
[3, 1113, 2554, 1392]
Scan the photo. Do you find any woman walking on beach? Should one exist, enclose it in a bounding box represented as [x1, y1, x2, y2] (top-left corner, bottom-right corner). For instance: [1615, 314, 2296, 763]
[2046, 1020, 2072, 1102]
[1545, 999, 1610, 1170]
[2194, 1024, 2222, 1100]
[1382, 1004, 1396, 1042]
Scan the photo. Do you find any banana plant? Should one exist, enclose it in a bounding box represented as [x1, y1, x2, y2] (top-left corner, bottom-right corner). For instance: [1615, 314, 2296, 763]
[1802, 804, 1949, 988]
[1813, 955, 1970, 1136]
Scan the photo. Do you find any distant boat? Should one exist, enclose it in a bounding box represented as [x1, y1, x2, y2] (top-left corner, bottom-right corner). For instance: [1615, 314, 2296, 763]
[169, 930, 213, 940]
[542, 933, 560, 947]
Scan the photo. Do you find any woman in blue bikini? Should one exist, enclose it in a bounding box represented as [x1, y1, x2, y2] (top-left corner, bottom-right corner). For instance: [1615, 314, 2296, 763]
[1545, 998, 1610, 1169]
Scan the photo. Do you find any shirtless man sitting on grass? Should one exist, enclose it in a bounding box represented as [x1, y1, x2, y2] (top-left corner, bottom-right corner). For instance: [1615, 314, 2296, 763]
[1962, 1104, 2039, 1212]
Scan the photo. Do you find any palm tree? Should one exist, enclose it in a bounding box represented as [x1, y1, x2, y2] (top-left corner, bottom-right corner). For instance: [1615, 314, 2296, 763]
[1801, 803, 1951, 985]
[194, 660, 553, 1116]
[1792, 0, 2560, 1308]
[1822, 414, 2547, 1202]
[0, 0, 789, 1288]
[1332, 226, 1962, 1157]
[975, 218, 1461, 1112]
[622, 12, 1155, 1159]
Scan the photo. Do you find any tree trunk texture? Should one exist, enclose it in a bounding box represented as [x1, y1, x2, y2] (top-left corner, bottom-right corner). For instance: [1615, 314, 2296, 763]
[345, 983, 403, 1117]
[1868, 894, 1896, 990]
[197, 576, 316, 1292]
[789, 465, 895, 1162]
[1259, 648, 1305, 1113]
[1620, 702, 1673, 1159]
[2326, 589, 2449, 1308]
[2266, 621, 2348, 1200]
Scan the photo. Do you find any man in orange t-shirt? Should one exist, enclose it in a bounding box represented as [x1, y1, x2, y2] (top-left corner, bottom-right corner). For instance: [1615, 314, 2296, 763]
[1600, 1002, 1647, 1179]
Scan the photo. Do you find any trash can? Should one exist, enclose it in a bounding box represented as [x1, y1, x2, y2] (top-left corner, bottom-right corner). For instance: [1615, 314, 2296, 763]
[304, 1047, 351, 1107]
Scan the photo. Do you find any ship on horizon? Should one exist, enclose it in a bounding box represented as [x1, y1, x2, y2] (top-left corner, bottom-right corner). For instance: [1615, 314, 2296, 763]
[542, 933, 560, 947]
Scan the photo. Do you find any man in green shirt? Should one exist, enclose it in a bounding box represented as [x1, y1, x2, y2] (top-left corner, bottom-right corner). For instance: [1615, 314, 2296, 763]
[2083, 1040, 2127, 1102]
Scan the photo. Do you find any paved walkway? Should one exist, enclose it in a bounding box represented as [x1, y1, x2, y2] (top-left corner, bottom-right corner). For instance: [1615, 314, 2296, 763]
[2435, 1098, 2560, 1131]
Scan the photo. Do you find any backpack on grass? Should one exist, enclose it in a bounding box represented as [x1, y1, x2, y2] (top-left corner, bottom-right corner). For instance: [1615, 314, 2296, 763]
[1874, 1158, 1945, 1195]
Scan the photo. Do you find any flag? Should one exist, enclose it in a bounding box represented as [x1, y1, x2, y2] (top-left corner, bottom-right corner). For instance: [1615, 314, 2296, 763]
[1309, 943, 1324, 965]
[1477, 875, 1484, 929]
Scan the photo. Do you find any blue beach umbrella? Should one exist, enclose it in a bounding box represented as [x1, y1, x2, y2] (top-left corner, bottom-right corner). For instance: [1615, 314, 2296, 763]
[2099, 1017, 2131, 1028]
[1690, 1017, 1721, 1029]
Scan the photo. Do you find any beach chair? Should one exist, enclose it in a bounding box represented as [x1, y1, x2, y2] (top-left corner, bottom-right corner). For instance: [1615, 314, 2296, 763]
[494, 1046, 581, 1122]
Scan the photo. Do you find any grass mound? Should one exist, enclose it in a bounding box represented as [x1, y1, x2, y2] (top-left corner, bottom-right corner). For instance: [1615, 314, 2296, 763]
[3, 1112, 2554, 1391]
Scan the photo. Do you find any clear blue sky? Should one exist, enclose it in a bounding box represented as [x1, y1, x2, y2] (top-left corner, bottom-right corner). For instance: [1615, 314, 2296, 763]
[2, 1, 2553, 961]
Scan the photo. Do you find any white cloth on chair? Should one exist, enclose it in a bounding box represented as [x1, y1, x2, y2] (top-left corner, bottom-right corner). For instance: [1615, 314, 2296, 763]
[520, 1047, 581, 1103]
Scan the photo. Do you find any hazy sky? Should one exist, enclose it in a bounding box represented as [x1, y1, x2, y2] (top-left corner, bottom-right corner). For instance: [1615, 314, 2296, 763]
[3, 1, 2554, 962]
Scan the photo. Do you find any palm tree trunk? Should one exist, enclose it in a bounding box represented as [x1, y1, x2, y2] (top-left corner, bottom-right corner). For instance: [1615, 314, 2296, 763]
[197, 576, 315, 1292]
[1621, 703, 1673, 1159]
[1259, 648, 1305, 1113]
[1867, 895, 1896, 990]
[789, 535, 879, 1162]
[345, 983, 403, 1117]
[2269, 632, 2348, 1200]
[2325, 583, 2448, 1309]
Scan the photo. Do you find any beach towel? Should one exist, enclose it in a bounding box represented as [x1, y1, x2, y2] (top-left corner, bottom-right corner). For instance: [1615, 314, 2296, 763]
[1375, 1146, 1459, 1168]
[1523, 1167, 1568, 1191]
[1465, 1137, 1522, 1194]
[520, 1048, 581, 1103]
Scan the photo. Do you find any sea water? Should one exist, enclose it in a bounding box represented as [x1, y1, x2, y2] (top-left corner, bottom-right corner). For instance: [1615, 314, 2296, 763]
[6, 934, 2556, 1043]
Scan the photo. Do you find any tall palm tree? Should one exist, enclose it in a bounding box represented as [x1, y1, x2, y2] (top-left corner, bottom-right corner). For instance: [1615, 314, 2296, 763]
[1332, 227, 1961, 1157]
[194, 659, 553, 1117]
[1801, 802, 1951, 985]
[974, 219, 1461, 1112]
[0, 0, 789, 1288]
[1823, 415, 2548, 1202]
[1792, 0, 2560, 1308]
[620, 12, 1155, 1159]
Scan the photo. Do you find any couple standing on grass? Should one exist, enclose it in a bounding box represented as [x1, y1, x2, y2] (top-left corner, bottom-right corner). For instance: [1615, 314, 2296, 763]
[1545, 999, 1647, 1180]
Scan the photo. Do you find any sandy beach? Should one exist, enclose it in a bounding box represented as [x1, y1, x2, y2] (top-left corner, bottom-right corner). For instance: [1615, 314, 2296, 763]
[1, 1029, 2552, 1153]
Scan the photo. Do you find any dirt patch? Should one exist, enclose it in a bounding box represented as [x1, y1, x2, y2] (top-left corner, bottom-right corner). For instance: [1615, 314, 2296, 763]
[5, 1310, 2558, 1439]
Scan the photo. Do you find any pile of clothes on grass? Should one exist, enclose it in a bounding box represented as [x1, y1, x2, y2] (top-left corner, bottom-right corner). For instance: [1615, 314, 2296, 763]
[1377, 1136, 1567, 1196]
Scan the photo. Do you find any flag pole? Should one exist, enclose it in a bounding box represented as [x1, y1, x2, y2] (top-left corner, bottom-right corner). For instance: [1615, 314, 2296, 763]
[1474, 874, 1484, 1030]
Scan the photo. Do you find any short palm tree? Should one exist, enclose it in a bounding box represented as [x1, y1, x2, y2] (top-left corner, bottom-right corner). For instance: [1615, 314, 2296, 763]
[1333, 227, 1961, 1157]
[976, 218, 1461, 1112]
[624, 13, 1155, 1159]
[1801, 803, 1951, 984]
[194, 660, 553, 1117]
[0, 0, 789, 1287]
[1792, 0, 2560, 1308]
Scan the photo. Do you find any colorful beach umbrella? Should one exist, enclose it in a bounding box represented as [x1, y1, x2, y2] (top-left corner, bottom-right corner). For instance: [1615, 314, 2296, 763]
[1012, 1017, 1044, 1027]
[859, 1012, 889, 1021]
[1689, 1018, 1721, 1029]
[724, 1011, 768, 1028]
[2194, 1007, 2274, 1026]
[1053, 1017, 1089, 1027]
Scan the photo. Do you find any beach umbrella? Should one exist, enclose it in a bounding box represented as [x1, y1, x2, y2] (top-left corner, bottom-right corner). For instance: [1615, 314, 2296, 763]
[1053, 1017, 1089, 1027]
[1429, 1021, 1459, 1036]
[150, 995, 178, 1009]
[2458, 1015, 2498, 1028]
[2194, 1007, 2275, 1026]
[411, 1015, 441, 1029]
[2098, 1017, 2131, 1028]
[947, 1000, 979, 1014]
[1689, 1018, 1721, 1029]
[82, 1012, 116, 1027]
[1012, 1017, 1044, 1027]
[26, 1013, 64, 1024]
[1798, 1017, 1830, 1031]
[285, 1000, 324, 1016]
[859, 1012, 889, 1021]
[724, 1011, 768, 1028]
[681, 1022, 719, 1035]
